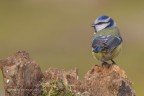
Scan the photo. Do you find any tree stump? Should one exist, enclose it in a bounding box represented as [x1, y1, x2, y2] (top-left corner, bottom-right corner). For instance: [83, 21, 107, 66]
[83, 65, 135, 96]
[0, 51, 136, 96]
[0, 51, 43, 96]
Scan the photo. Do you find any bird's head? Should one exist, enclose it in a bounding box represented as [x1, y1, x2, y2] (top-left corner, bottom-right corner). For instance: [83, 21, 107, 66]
[92, 15, 116, 32]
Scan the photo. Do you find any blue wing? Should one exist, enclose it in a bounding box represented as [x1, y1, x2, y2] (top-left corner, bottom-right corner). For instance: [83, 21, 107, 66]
[92, 35, 122, 53]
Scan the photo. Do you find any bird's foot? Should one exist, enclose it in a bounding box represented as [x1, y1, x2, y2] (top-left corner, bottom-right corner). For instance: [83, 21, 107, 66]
[102, 62, 112, 68]
[102, 62, 109, 66]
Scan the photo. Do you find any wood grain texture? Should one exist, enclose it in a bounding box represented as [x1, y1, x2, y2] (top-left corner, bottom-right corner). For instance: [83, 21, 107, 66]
[0, 51, 43, 96]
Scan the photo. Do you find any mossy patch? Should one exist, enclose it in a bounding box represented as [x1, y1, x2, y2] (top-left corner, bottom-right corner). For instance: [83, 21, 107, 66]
[42, 80, 74, 96]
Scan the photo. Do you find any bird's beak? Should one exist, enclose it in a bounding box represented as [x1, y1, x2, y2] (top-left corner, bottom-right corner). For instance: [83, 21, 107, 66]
[91, 24, 95, 27]
[91, 24, 97, 32]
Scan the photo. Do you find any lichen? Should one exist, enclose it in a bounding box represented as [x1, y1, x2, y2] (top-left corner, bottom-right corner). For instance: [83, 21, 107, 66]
[42, 80, 74, 96]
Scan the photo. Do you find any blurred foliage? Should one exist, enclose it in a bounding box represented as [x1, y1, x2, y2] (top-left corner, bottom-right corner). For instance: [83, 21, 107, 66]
[0, 0, 144, 95]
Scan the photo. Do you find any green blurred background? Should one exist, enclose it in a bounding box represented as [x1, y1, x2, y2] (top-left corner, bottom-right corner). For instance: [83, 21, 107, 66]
[0, 0, 143, 95]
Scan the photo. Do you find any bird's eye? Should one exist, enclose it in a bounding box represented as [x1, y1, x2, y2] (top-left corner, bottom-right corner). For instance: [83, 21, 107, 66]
[97, 22, 105, 25]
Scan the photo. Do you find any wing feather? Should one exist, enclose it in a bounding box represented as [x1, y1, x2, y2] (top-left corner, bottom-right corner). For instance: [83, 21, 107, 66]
[92, 35, 122, 53]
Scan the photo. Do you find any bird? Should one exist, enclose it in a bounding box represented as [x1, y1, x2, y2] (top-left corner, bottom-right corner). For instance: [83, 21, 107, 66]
[91, 15, 122, 65]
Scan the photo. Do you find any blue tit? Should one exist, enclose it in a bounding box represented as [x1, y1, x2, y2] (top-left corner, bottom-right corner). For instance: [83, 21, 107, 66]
[91, 15, 122, 64]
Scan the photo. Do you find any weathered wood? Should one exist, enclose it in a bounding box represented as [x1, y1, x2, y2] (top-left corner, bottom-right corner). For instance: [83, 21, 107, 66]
[42, 68, 80, 96]
[0, 51, 43, 96]
[0, 51, 136, 96]
[83, 65, 136, 96]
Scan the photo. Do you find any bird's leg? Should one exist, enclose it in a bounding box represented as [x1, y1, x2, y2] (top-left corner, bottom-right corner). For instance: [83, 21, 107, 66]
[102, 61, 111, 68]
[111, 59, 116, 64]
[102, 61, 108, 66]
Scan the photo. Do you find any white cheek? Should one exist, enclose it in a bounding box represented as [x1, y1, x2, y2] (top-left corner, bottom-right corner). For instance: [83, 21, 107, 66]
[96, 23, 110, 32]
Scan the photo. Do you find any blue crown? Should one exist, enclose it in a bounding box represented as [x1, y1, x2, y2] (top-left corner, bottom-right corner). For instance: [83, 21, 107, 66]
[92, 15, 116, 32]
[96, 15, 115, 27]
[97, 15, 109, 21]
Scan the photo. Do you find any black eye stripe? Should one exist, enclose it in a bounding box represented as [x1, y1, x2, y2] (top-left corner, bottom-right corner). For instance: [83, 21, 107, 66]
[96, 22, 108, 25]
[92, 21, 109, 27]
